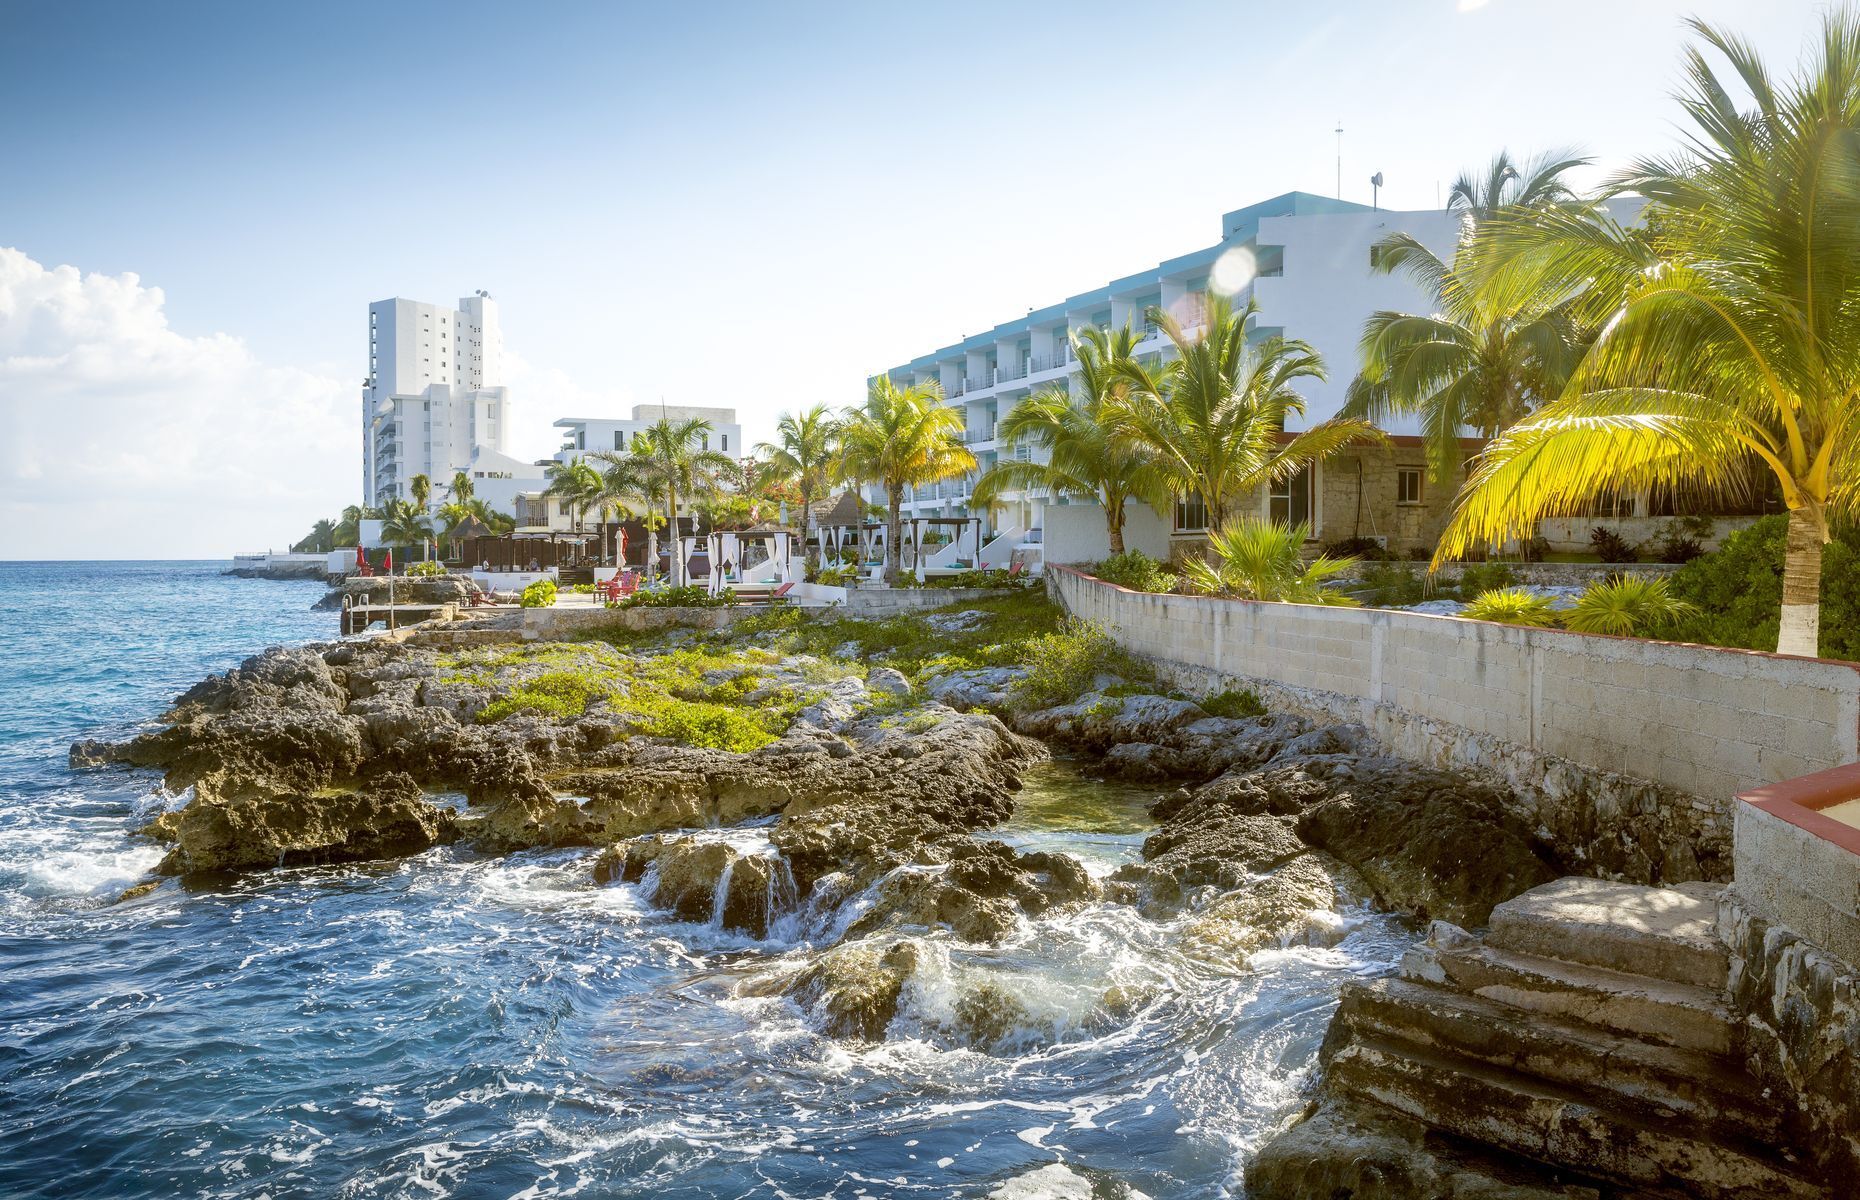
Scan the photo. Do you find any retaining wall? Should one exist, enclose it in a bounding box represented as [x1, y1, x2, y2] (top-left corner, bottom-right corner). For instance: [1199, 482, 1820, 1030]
[1050, 566, 1860, 882]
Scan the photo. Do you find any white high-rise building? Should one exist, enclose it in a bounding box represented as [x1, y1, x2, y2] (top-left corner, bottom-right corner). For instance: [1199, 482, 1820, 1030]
[361, 292, 538, 507]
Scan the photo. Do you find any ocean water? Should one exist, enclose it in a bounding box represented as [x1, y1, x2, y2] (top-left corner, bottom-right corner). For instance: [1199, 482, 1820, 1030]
[0, 561, 1410, 1199]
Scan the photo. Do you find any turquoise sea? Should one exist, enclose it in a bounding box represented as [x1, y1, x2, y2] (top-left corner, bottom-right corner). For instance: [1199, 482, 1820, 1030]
[0, 561, 1407, 1199]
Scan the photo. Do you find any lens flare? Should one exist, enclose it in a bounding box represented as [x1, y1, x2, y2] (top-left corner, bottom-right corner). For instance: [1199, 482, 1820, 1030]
[1210, 247, 1257, 297]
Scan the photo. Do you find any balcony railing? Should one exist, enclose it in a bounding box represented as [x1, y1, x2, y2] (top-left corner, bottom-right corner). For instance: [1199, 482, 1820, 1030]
[996, 361, 1028, 383]
[1029, 349, 1074, 372]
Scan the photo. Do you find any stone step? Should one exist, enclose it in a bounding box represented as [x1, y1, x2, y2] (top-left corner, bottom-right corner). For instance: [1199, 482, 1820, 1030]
[1487, 878, 1729, 990]
[1337, 977, 1781, 1145]
[1327, 1034, 1825, 1200]
[1405, 931, 1735, 1054]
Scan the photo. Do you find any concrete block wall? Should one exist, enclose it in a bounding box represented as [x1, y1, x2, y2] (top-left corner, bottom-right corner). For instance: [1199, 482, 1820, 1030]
[1050, 566, 1860, 802]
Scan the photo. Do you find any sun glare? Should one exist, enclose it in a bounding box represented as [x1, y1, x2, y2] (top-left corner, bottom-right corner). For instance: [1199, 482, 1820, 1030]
[1210, 246, 1256, 296]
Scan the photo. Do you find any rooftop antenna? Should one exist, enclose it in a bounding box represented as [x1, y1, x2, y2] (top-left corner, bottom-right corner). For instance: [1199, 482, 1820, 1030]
[1370, 171, 1384, 210]
[1334, 122, 1343, 199]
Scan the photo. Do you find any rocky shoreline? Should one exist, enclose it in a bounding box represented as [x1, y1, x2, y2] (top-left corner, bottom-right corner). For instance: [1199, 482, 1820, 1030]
[73, 593, 1822, 1195]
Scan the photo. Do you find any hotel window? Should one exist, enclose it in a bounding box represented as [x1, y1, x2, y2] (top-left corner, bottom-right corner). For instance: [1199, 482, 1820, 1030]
[720, 434, 728, 452]
[1269, 466, 1313, 528]
[1174, 492, 1208, 533]
[1397, 467, 1423, 506]
[613, 431, 625, 450]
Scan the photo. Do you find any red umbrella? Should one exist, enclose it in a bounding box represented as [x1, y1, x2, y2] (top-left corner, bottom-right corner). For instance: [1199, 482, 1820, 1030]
[384, 548, 394, 574]
[355, 545, 365, 571]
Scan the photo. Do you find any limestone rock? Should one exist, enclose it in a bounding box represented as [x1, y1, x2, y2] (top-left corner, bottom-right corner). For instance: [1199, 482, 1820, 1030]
[924, 666, 1025, 711]
[786, 939, 921, 1040]
[1015, 692, 1207, 751]
[154, 772, 457, 875]
[866, 667, 913, 698]
[1247, 1102, 1601, 1200]
[1179, 853, 1359, 963]
[843, 840, 1099, 944]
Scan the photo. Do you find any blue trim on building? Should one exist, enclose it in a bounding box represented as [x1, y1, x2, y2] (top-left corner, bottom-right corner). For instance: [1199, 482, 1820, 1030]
[880, 191, 1373, 382]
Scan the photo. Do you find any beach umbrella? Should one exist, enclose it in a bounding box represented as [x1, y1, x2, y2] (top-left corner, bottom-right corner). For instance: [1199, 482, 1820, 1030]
[355, 544, 366, 573]
[384, 548, 394, 574]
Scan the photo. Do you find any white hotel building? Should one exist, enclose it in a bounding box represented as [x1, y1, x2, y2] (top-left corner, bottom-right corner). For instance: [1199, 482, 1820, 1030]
[553, 405, 743, 465]
[871, 191, 1473, 561]
[361, 292, 547, 513]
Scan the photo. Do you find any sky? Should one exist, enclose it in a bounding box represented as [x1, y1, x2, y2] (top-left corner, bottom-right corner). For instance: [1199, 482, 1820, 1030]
[0, 0, 1834, 559]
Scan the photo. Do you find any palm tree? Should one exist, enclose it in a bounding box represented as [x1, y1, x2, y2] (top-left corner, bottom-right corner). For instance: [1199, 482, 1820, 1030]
[378, 500, 430, 572]
[755, 404, 838, 564]
[544, 460, 604, 560]
[974, 325, 1162, 554]
[448, 470, 475, 506]
[332, 504, 379, 548]
[1344, 153, 1588, 482]
[587, 459, 644, 566]
[837, 377, 976, 584]
[408, 474, 434, 561]
[591, 418, 735, 587]
[293, 518, 337, 554]
[1443, 149, 1586, 225]
[1122, 297, 1385, 529]
[469, 500, 516, 537]
[1436, 12, 1860, 656]
[1179, 518, 1359, 604]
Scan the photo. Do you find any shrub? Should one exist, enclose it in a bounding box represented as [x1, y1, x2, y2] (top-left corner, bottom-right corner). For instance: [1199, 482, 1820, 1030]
[1321, 535, 1394, 561]
[1666, 515, 1860, 659]
[1008, 619, 1152, 713]
[478, 667, 613, 721]
[1451, 562, 1517, 600]
[1461, 587, 1559, 626]
[944, 567, 1034, 589]
[520, 579, 558, 608]
[1090, 550, 1177, 594]
[1521, 535, 1552, 563]
[1589, 526, 1639, 563]
[1200, 688, 1267, 719]
[618, 584, 734, 609]
[1650, 516, 1712, 564]
[568, 582, 596, 594]
[815, 563, 859, 587]
[1563, 575, 1698, 637]
[406, 560, 447, 578]
[1180, 519, 1359, 605]
[1355, 563, 1428, 608]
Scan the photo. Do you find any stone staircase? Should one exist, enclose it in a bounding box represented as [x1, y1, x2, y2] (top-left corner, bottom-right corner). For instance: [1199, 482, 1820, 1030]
[1311, 878, 1828, 1199]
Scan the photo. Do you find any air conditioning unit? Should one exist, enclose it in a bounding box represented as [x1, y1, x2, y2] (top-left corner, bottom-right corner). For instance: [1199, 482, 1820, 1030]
[1366, 535, 1389, 549]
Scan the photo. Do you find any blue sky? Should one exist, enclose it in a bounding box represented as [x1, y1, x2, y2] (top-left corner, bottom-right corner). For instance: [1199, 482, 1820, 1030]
[0, 0, 1830, 557]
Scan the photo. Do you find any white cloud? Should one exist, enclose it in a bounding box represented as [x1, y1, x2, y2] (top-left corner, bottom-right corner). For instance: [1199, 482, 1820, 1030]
[498, 348, 636, 465]
[0, 248, 354, 559]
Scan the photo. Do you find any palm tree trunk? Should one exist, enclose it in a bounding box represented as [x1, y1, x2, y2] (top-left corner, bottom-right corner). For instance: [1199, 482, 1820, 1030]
[1777, 505, 1824, 657]
[666, 489, 681, 588]
[800, 485, 814, 567]
[1105, 492, 1126, 555]
[885, 485, 903, 586]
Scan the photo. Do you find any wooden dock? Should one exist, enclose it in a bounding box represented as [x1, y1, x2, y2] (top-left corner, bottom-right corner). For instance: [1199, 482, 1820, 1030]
[341, 603, 454, 635]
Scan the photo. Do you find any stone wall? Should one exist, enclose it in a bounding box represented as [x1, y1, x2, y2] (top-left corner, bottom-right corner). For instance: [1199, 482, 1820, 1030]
[1734, 765, 1860, 966]
[838, 587, 1015, 614]
[1718, 887, 1860, 1178]
[1049, 566, 1860, 883]
[1316, 448, 1459, 553]
[1538, 513, 1762, 555]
